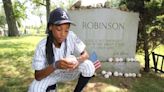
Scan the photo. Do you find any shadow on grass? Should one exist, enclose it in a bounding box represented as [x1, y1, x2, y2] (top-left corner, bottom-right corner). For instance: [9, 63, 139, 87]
[88, 70, 164, 92]
[0, 77, 32, 92]
[0, 50, 34, 60]
[0, 35, 44, 92]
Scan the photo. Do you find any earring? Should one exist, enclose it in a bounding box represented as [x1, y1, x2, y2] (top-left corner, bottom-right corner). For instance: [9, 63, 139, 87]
[49, 26, 52, 30]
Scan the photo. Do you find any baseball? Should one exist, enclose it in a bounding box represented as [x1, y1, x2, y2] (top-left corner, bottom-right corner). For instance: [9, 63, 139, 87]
[107, 71, 112, 76]
[128, 73, 132, 77]
[114, 71, 118, 76]
[65, 55, 78, 65]
[130, 58, 135, 62]
[104, 74, 109, 78]
[101, 70, 106, 75]
[132, 73, 136, 77]
[119, 58, 123, 62]
[114, 71, 119, 76]
[124, 73, 129, 77]
[118, 72, 123, 76]
[108, 58, 113, 62]
[137, 73, 142, 77]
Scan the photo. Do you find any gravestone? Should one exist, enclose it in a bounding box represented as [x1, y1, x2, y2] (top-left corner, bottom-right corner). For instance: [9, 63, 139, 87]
[69, 8, 140, 73]
[69, 8, 139, 60]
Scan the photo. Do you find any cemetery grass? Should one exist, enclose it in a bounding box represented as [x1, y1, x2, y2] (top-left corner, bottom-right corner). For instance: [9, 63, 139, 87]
[0, 36, 164, 92]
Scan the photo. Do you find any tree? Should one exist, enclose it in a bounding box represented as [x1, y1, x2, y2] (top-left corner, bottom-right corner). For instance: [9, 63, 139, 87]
[32, 0, 50, 23]
[32, 0, 50, 33]
[120, 0, 164, 72]
[13, 0, 27, 27]
[2, 0, 19, 36]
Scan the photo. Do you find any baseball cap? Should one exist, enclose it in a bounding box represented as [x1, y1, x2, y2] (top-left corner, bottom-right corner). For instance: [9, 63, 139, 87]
[48, 8, 75, 25]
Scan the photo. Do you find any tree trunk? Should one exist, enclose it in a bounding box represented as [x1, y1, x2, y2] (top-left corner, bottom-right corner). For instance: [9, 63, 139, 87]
[138, 1, 150, 72]
[2, 0, 19, 36]
[140, 16, 150, 72]
[143, 28, 150, 72]
[46, 0, 50, 22]
[45, 0, 50, 33]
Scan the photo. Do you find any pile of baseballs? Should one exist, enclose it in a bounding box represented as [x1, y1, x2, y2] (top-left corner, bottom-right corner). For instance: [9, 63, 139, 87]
[123, 73, 141, 77]
[125, 58, 137, 62]
[101, 70, 142, 78]
[108, 57, 138, 62]
[101, 70, 112, 78]
[108, 57, 124, 62]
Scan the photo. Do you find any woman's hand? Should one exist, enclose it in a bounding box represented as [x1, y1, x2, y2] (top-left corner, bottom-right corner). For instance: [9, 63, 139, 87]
[55, 58, 75, 69]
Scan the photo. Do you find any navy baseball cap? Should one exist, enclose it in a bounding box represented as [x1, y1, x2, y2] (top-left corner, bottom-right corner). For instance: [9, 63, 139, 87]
[48, 8, 75, 25]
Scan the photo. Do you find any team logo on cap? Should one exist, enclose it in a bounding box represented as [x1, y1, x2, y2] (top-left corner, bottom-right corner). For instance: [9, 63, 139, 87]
[61, 11, 68, 19]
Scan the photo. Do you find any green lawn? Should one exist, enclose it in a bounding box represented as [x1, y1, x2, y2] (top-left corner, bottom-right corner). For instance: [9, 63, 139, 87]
[0, 35, 164, 92]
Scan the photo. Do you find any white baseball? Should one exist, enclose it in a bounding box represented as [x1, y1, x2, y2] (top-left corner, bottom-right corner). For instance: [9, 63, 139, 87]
[128, 73, 132, 77]
[66, 55, 78, 64]
[132, 73, 136, 77]
[104, 74, 109, 78]
[107, 71, 112, 76]
[137, 73, 142, 77]
[120, 58, 123, 62]
[124, 73, 129, 77]
[130, 58, 134, 62]
[118, 72, 123, 76]
[114, 71, 119, 76]
[108, 58, 113, 62]
[101, 70, 106, 75]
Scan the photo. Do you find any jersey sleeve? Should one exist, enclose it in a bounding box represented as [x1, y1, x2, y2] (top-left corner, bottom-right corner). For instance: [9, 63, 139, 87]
[71, 31, 86, 54]
[32, 44, 47, 70]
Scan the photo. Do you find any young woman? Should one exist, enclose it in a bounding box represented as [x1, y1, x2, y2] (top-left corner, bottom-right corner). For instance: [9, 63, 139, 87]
[28, 8, 95, 92]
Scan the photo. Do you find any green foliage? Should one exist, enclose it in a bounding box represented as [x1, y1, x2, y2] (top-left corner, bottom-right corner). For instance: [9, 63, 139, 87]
[0, 15, 6, 28]
[119, 0, 164, 72]
[13, 0, 27, 27]
[120, 0, 144, 12]
[120, 0, 164, 54]
[0, 6, 6, 28]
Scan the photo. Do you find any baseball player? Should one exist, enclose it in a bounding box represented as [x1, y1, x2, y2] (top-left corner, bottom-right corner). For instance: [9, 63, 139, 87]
[28, 8, 95, 92]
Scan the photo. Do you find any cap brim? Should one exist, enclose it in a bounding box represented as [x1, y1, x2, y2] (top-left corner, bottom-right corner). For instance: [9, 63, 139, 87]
[54, 20, 76, 26]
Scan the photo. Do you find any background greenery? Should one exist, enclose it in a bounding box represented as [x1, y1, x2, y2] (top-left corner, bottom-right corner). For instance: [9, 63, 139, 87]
[0, 36, 163, 92]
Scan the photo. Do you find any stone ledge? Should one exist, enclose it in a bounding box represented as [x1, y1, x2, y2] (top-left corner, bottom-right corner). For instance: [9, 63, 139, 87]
[101, 61, 141, 73]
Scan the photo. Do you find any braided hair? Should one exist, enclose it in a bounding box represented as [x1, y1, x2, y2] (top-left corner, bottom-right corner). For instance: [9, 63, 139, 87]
[46, 27, 54, 65]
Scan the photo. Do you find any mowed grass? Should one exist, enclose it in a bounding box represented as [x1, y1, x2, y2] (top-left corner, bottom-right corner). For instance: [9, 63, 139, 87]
[0, 35, 45, 92]
[0, 35, 164, 92]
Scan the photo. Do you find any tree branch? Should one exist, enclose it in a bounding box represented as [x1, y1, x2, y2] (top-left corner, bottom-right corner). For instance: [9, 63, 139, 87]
[148, 43, 161, 56]
[38, 2, 46, 6]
